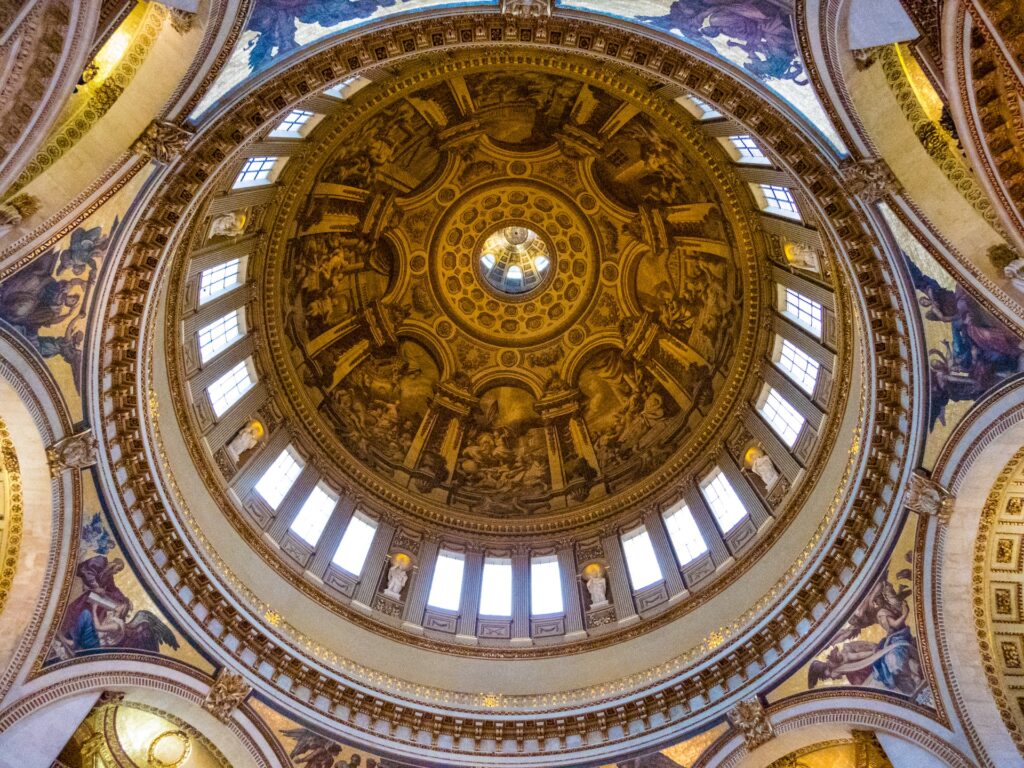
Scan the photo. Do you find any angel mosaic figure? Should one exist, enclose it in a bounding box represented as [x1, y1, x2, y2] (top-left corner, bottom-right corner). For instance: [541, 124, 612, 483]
[808, 554, 929, 704]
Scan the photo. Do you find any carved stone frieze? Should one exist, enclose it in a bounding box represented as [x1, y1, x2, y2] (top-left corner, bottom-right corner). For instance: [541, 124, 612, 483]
[46, 428, 97, 476]
[202, 667, 252, 721]
[501, 0, 553, 16]
[904, 469, 953, 521]
[728, 696, 775, 750]
[0, 194, 40, 238]
[132, 120, 194, 164]
[840, 157, 902, 203]
[167, 7, 196, 34]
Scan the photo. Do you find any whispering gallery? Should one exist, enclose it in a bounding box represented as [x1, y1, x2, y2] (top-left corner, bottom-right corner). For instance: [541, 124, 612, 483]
[3, 1, 1024, 767]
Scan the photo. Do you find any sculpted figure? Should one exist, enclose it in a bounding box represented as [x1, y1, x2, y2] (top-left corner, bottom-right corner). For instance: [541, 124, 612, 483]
[583, 564, 608, 608]
[210, 210, 248, 238]
[785, 242, 820, 271]
[384, 554, 411, 600]
[746, 447, 779, 489]
[226, 420, 265, 463]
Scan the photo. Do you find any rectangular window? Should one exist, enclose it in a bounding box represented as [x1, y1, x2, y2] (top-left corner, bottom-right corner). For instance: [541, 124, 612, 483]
[729, 135, 769, 163]
[198, 259, 242, 305]
[272, 109, 314, 136]
[428, 550, 466, 612]
[325, 75, 369, 100]
[197, 310, 243, 363]
[234, 156, 277, 188]
[776, 338, 820, 393]
[687, 95, 722, 119]
[479, 557, 513, 617]
[701, 468, 747, 533]
[332, 513, 377, 575]
[663, 503, 708, 565]
[621, 527, 663, 590]
[760, 184, 801, 219]
[207, 358, 256, 417]
[254, 445, 303, 509]
[290, 483, 337, 545]
[758, 387, 805, 447]
[781, 287, 824, 338]
[530, 556, 563, 615]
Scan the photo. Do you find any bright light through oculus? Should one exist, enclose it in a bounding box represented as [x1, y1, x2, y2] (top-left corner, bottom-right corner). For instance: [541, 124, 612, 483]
[478, 225, 551, 295]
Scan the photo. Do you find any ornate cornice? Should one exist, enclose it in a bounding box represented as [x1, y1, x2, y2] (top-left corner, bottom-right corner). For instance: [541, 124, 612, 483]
[89, 12, 912, 765]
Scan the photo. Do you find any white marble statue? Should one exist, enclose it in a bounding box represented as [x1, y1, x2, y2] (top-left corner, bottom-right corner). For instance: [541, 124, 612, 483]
[209, 210, 247, 239]
[1003, 258, 1024, 293]
[585, 571, 608, 608]
[384, 558, 410, 600]
[226, 420, 264, 463]
[786, 242, 820, 272]
[749, 449, 780, 490]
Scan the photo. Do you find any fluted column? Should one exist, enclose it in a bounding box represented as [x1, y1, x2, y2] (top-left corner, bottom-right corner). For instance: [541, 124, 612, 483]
[642, 510, 686, 598]
[352, 518, 395, 609]
[600, 531, 638, 624]
[457, 550, 484, 639]
[717, 451, 771, 528]
[306, 496, 356, 578]
[557, 547, 586, 637]
[403, 538, 439, 627]
[683, 486, 730, 565]
[232, 428, 291, 496]
[511, 551, 531, 642]
[266, 465, 319, 539]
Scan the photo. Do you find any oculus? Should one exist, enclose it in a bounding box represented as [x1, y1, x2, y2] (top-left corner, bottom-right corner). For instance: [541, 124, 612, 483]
[477, 224, 552, 295]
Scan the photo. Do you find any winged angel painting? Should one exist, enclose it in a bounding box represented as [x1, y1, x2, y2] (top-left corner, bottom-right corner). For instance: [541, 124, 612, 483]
[47, 513, 179, 661]
[807, 551, 932, 706]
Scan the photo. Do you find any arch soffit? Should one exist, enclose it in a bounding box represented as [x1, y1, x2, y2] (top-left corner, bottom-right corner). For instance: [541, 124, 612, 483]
[691, 691, 972, 768]
[0, 322, 79, 703]
[916, 379, 1024, 768]
[0, 657, 286, 768]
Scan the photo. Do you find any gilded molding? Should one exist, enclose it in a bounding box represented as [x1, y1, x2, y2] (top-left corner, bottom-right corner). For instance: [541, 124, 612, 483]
[0, 415, 24, 617]
[90, 12, 912, 763]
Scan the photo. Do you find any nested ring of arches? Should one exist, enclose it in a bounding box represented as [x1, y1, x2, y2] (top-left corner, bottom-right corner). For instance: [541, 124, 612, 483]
[159, 30, 864, 671]
[93, 10, 906, 761]
[157, 27, 864, 671]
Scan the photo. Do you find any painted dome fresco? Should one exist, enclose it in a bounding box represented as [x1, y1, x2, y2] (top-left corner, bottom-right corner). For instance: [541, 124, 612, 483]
[272, 66, 752, 523]
[18, 0, 1024, 763]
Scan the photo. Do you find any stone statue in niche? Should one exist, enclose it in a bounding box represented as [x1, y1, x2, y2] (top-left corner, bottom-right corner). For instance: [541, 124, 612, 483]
[745, 446, 780, 490]
[226, 420, 265, 464]
[784, 242, 820, 272]
[209, 210, 248, 239]
[583, 563, 609, 609]
[384, 553, 412, 600]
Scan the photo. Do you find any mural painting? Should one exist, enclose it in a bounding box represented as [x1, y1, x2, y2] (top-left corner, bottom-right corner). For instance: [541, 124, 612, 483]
[249, 700, 416, 767]
[0, 171, 147, 417]
[277, 69, 745, 517]
[44, 475, 211, 670]
[191, 0, 843, 151]
[321, 341, 440, 469]
[0, 223, 112, 393]
[879, 204, 1024, 468]
[770, 517, 933, 707]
